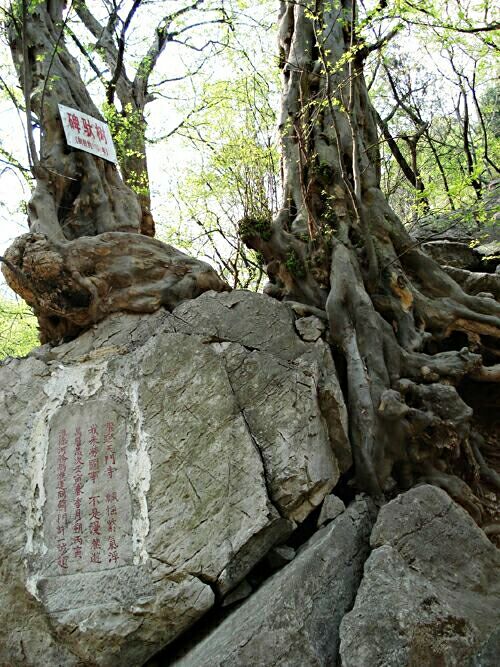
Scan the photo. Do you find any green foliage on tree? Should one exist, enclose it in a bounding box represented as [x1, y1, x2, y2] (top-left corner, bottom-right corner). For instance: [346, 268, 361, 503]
[0, 298, 38, 360]
[160, 66, 280, 290]
[365, 1, 499, 229]
[102, 101, 149, 197]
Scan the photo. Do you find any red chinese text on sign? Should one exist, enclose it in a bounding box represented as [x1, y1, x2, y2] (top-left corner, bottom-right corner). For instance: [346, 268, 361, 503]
[58, 104, 117, 163]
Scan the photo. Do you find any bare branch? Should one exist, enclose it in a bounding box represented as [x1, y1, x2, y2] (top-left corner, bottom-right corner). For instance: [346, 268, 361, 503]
[66, 26, 105, 83]
[0, 75, 31, 165]
[361, 25, 401, 57]
[21, 0, 39, 167]
[107, 0, 143, 103]
[403, 2, 500, 34]
[75, 1, 133, 101]
[133, 0, 207, 100]
[374, 107, 428, 207]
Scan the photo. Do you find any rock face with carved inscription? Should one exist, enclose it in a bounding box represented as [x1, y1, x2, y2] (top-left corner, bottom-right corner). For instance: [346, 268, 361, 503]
[1, 292, 499, 666]
[0, 290, 348, 666]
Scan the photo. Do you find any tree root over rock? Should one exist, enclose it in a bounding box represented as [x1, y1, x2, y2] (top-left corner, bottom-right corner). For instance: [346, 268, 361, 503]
[1, 232, 229, 343]
[240, 0, 500, 531]
[244, 204, 500, 523]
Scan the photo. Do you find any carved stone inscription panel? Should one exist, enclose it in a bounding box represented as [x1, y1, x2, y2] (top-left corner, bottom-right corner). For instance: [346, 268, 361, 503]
[45, 401, 133, 574]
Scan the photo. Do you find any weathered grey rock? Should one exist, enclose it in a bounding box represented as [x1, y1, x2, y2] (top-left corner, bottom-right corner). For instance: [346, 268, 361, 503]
[174, 497, 376, 667]
[410, 183, 500, 273]
[217, 340, 339, 523]
[266, 545, 296, 570]
[467, 628, 500, 666]
[422, 240, 481, 270]
[222, 580, 253, 607]
[340, 485, 500, 667]
[317, 494, 345, 527]
[443, 265, 500, 300]
[476, 240, 500, 269]
[170, 290, 309, 361]
[0, 357, 81, 666]
[294, 315, 325, 341]
[0, 290, 348, 666]
[309, 340, 352, 473]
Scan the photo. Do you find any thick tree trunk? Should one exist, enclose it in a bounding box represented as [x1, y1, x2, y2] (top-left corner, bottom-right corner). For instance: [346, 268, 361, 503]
[1, 1, 227, 341]
[7, 0, 142, 240]
[119, 112, 155, 238]
[73, 0, 155, 237]
[242, 0, 500, 517]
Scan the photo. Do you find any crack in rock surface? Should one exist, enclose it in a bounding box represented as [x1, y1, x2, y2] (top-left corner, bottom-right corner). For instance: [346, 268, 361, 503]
[172, 496, 376, 667]
[0, 291, 347, 666]
[340, 485, 500, 667]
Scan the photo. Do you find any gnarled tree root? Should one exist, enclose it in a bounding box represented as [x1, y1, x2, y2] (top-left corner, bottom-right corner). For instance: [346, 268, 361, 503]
[240, 0, 500, 534]
[1, 232, 229, 343]
[443, 266, 500, 301]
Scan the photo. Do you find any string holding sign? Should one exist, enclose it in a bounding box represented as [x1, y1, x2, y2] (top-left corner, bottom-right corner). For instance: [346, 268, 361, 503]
[58, 104, 118, 164]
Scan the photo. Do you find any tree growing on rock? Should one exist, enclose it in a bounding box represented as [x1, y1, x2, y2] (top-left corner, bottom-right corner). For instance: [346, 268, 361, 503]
[2, 0, 499, 528]
[240, 0, 500, 521]
[1, 0, 229, 342]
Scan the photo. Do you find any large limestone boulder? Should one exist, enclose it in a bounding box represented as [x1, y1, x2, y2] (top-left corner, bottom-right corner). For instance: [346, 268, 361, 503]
[422, 240, 482, 271]
[0, 290, 349, 666]
[340, 485, 500, 667]
[173, 496, 376, 666]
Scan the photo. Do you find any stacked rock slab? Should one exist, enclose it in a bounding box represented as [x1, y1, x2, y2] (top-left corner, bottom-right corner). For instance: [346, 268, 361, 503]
[172, 496, 376, 666]
[170, 487, 499, 667]
[0, 291, 349, 666]
[340, 485, 500, 667]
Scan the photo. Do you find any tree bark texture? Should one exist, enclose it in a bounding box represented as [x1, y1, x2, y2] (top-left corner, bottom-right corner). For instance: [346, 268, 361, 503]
[4, 232, 229, 343]
[7, 0, 142, 241]
[74, 1, 155, 237]
[2, 1, 228, 341]
[241, 0, 500, 519]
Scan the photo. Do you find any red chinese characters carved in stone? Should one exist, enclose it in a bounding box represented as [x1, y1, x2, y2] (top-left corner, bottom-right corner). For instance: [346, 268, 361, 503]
[89, 495, 102, 563]
[56, 429, 68, 558]
[88, 423, 99, 483]
[72, 426, 84, 558]
[105, 486, 120, 565]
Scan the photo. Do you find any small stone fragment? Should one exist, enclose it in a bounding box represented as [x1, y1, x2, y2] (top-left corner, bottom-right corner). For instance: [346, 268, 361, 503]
[317, 494, 346, 527]
[222, 580, 253, 607]
[294, 315, 326, 341]
[266, 545, 296, 570]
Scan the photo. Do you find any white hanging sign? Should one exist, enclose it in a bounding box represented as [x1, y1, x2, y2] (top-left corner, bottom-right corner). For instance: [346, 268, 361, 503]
[58, 104, 118, 163]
